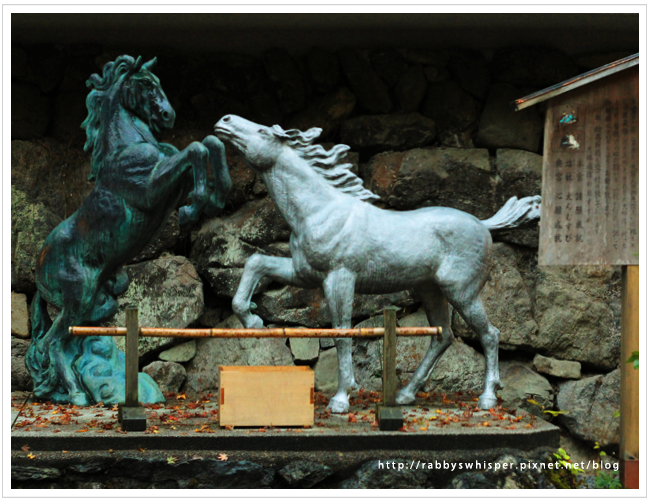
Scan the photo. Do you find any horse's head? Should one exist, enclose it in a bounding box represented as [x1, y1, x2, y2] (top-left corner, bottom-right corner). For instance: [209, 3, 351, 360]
[120, 57, 176, 134]
[214, 115, 322, 171]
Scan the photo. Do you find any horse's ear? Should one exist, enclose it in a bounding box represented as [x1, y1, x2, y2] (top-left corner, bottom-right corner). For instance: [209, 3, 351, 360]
[133, 56, 144, 72]
[142, 57, 157, 71]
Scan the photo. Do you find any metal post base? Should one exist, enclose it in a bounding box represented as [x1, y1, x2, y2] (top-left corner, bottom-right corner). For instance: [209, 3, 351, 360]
[117, 404, 147, 432]
[376, 405, 403, 431]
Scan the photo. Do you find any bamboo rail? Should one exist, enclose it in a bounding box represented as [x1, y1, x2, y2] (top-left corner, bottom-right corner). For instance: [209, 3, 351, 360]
[69, 326, 441, 337]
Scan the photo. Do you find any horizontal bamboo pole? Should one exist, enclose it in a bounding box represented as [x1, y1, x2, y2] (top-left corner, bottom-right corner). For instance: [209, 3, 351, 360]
[69, 326, 441, 338]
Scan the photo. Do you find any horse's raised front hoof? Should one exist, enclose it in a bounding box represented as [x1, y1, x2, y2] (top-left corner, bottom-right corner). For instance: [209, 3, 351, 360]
[178, 206, 196, 226]
[395, 388, 416, 405]
[477, 395, 497, 410]
[327, 394, 350, 414]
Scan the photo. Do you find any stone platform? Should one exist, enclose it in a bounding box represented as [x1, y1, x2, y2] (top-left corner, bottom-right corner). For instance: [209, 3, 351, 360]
[11, 389, 562, 489]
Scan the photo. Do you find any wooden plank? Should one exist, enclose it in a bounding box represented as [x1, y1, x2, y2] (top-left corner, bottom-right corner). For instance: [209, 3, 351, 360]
[382, 307, 398, 407]
[620, 265, 639, 488]
[218, 366, 314, 427]
[539, 66, 639, 265]
[124, 308, 139, 407]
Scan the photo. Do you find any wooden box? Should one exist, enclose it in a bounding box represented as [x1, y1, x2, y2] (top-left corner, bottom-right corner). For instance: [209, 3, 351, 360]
[218, 366, 314, 427]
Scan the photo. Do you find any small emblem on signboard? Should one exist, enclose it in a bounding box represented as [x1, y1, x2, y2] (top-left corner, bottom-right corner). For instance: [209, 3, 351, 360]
[559, 112, 578, 125]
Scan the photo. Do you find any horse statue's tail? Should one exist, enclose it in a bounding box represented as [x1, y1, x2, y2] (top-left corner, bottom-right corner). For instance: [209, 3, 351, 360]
[25, 291, 55, 394]
[481, 195, 541, 232]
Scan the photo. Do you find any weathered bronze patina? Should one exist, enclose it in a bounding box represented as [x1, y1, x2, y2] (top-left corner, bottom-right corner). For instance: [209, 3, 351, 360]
[26, 55, 231, 406]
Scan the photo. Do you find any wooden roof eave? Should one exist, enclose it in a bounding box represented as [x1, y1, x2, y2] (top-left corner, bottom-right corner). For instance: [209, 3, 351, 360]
[512, 53, 639, 111]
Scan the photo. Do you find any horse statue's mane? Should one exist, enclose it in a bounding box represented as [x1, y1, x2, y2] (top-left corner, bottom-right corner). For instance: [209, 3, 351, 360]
[81, 55, 142, 181]
[270, 125, 380, 202]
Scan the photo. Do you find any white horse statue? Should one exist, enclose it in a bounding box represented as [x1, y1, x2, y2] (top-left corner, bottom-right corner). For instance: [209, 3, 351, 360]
[215, 115, 541, 413]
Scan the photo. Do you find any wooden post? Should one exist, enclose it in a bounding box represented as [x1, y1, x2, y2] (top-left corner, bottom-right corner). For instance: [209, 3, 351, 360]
[125, 307, 139, 407]
[382, 307, 398, 406]
[117, 307, 147, 431]
[377, 306, 403, 430]
[620, 265, 639, 489]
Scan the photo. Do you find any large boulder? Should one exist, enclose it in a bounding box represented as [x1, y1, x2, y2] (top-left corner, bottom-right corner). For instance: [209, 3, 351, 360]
[143, 361, 187, 393]
[289, 338, 320, 363]
[369, 49, 409, 88]
[557, 369, 620, 447]
[338, 48, 393, 114]
[130, 211, 183, 264]
[305, 47, 340, 93]
[159, 340, 197, 363]
[12, 83, 50, 139]
[286, 87, 356, 141]
[364, 147, 498, 218]
[183, 315, 294, 393]
[498, 362, 553, 409]
[533, 265, 621, 370]
[11, 139, 92, 220]
[278, 460, 333, 488]
[400, 48, 450, 67]
[11, 186, 61, 293]
[340, 458, 430, 488]
[262, 48, 306, 115]
[191, 197, 290, 298]
[11, 291, 30, 338]
[421, 79, 479, 144]
[106, 255, 204, 357]
[314, 346, 338, 393]
[491, 46, 579, 87]
[447, 48, 491, 100]
[476, 83, 544, 152]
[340, 113, 436, 154]
[425, 339, 486, 394]
[393, 66, 428, 112]
[11, 337, 33, 391]
[533, 354, 581, 379]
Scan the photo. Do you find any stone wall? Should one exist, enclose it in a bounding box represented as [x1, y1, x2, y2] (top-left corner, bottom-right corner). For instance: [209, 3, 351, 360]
[11, 42, 625, 453]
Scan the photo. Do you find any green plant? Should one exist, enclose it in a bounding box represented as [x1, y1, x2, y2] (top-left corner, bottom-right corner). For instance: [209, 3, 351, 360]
[626, 351, 639, 370]
[553, 448, 584, 475]
[593, 442, 622, 489]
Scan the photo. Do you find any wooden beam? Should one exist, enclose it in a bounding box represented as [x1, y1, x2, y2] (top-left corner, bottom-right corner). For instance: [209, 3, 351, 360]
[620, 265, 639, 489]
[69, 326, 441, 338]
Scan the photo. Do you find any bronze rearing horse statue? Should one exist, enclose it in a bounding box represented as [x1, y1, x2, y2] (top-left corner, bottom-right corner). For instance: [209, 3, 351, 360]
[27, 55, 232, 405]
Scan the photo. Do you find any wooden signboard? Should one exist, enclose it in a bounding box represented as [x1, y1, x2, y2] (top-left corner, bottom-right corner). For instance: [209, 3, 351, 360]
[539, 67, 639, 265]
[218, 366, 314, 428]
